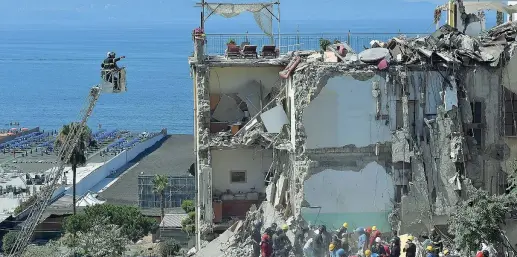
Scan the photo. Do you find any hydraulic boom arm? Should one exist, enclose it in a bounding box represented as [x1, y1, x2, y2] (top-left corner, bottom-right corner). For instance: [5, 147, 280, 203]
[8, 86, 102, 257]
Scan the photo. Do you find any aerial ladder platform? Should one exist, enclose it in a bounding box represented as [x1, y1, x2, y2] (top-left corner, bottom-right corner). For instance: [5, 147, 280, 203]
[7, 67, 127, 256]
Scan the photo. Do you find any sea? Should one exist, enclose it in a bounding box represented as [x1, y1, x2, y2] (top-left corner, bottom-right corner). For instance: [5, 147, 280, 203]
[0, 19, 446, 134]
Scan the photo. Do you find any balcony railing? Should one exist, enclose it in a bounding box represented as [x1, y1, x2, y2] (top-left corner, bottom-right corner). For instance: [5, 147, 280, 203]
[203, 32, 427, 56]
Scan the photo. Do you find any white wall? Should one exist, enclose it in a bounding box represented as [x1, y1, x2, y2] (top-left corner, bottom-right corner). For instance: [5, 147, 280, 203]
[209, 66, 283, 96]
[303, 162, 394, 230]
[211, 149, 273, 193]
[64, 133, 165, 198]
[302, 75, 392, 149]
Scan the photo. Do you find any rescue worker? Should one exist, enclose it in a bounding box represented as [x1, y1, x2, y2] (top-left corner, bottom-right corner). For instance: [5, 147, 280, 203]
[337, 222, 349, 239]
[356, 227, 368, 252]
[303, 237, 314, 257]
[369, 226, 381, 247]
[273, 224, 292, 257]
[389, 237, 400, 257]
[476, 250, 489, 257]
[329, 243, 337, 257]
[294, 223, 308, 257]
[320, 225, 332, 250]
[313, 229, 325, 257]
[101, 52, 125, 90]
[260, 234, 273, 257]
[370, 237, 386, 257]
[426, 246, 437, 257]
[265, 223, 278, 238]
[252, 222, 262, 257]
[365, 227, 372, 248]
[442, 249, 450, 256]
[403, 236, 416, 257]
[430, 228, 442, 254]
[336, 248, 347, 257]
[364, 249, 372, 257]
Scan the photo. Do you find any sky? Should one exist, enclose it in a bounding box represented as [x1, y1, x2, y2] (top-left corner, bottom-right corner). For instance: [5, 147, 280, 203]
[0, 0, 442, 26]
[0, 0, 501, 32]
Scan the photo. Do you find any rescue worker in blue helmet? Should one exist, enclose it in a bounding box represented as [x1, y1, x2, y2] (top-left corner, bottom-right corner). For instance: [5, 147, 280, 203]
[336, 248, 347, 257]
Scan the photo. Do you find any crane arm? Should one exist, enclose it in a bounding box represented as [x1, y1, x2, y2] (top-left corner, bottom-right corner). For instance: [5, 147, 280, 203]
[8, 86, 102, 257]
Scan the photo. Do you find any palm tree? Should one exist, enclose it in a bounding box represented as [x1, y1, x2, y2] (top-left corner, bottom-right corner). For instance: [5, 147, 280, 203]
[55, 122, 92, 215]
[152, 174, 169, 221]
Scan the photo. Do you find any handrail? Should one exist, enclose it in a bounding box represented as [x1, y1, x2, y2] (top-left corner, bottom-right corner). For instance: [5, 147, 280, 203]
[202, 32, 428, 55]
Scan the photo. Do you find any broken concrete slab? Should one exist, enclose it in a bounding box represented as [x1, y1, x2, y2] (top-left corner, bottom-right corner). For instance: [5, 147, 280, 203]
[358, 47, 390, 63]
[212, 94, 245, 123]
[392, 130, 413, 163]
[260, 105, 289, 133]
[274, 174, 288, 209]
[236, 80, 263, 118]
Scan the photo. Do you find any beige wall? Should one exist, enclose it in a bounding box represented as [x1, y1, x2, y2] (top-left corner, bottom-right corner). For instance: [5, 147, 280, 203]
[211, 149, 273, 193]
[302, 75, 392, 149]
[208, 66, 283, 96]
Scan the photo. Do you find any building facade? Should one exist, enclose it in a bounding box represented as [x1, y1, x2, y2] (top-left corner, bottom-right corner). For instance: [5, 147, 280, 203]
[190, 23, 517, 250]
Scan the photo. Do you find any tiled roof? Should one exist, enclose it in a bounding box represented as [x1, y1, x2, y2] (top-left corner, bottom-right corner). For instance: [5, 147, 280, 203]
[160, 213, 189, 228]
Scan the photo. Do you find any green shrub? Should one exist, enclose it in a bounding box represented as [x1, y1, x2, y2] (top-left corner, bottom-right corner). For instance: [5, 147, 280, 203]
[2, 231, 19, 253]
[159, 239, 181, 257]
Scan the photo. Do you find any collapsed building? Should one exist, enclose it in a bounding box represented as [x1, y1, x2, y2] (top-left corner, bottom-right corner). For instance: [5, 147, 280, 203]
[188, 21, 517, 256]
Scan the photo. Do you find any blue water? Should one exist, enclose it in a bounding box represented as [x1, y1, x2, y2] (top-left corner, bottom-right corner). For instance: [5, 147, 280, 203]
[0, 26, 194, 133]
[0, 17, 498, 133]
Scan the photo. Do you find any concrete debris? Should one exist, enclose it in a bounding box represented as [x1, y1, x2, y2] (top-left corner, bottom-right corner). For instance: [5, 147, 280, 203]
[392, 130, 413, 163]
[212, 94, 245, 123]
[236, 80, 263, 118]
[358, 47, 390, 63]
[260, 105, 289, 133]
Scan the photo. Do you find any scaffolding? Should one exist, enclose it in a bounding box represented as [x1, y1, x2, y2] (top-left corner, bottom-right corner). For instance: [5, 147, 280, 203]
[137, 175, 195, 208]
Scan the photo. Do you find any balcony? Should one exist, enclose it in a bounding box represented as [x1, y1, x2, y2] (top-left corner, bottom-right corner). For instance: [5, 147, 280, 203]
[202, 32, 426, 56]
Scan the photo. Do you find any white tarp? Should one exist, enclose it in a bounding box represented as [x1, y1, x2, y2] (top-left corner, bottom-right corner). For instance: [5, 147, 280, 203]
[205, 3, 273, 39]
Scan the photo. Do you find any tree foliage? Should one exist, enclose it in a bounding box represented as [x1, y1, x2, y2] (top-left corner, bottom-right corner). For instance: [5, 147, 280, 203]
[14, 195, 37, 215]
[2, 231, 19, 253]
[55, 122, 92, 166]
[64, 204, 158, 242]
[21, 240, 66, 257]
[181, 199, 195, 213]
[63, 218, 129, 257]
[159, 239, 181, 257]
[448, 188, 517, 253]
[153, 174, 169, 220]
[180, 200, 196, 236]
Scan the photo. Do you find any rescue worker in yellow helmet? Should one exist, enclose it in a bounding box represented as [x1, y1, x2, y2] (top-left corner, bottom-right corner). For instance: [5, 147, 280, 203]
[426, 245, 437, 257]
[403, 235, 416, 257]
[337, 222, 349, 244]
[369, 225, 382, 247]
[443, 249, 450, 256]
[329, 243, 337, 257]
[365, 249, 372, 257]
[272, 225, 292, 257]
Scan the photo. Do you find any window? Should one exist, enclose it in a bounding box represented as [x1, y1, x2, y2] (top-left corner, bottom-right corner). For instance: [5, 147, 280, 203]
[230, 170, 247, 183]
[395, 100, 416, 130]
[504, 88, 517, 137]
[467, 101, 483, 147]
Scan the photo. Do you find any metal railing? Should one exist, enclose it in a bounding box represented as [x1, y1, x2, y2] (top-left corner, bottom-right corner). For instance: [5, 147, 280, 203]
[203, 32, 427, 55]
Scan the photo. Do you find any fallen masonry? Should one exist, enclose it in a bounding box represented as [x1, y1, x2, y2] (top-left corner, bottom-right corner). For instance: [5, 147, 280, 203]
[188, 21, 517, 256]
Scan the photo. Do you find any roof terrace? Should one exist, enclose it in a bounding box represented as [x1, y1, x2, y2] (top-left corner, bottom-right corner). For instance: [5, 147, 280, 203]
[201, 32, 426, 56]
